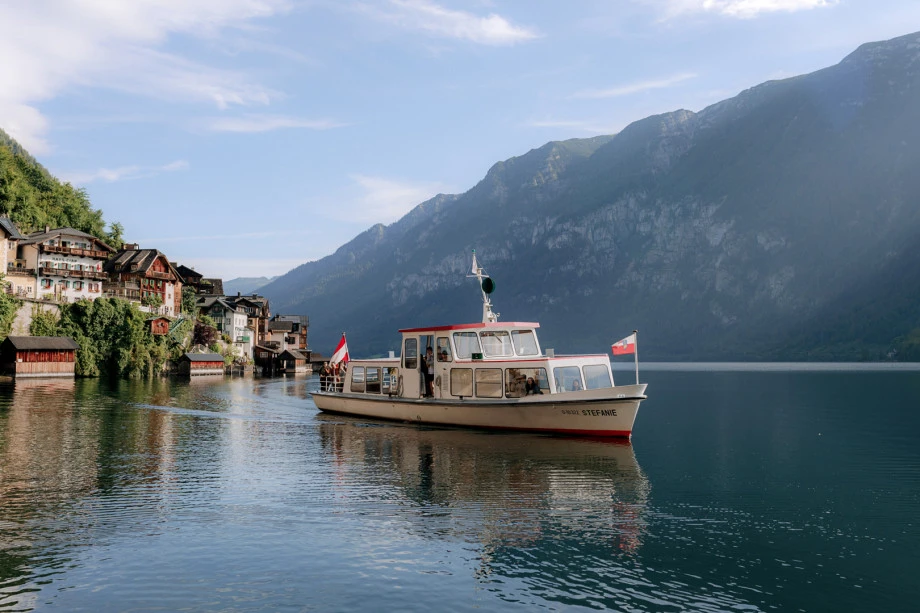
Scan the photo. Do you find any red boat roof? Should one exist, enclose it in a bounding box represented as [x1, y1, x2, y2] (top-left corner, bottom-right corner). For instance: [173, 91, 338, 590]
[398, 322, 540, 334]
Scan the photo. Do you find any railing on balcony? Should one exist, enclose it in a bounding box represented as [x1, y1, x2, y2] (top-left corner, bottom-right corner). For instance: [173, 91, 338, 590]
[7, 262, 36, 276]
[147, 271, 173, 280]
[41, 244, 109, 258]
[39, 262, 107, 279]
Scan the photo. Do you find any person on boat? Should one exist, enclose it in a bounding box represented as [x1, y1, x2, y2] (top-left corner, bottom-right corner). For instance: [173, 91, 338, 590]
[526, 377, 542, 395]
[320, 362, 331, 391]
[423, 347, 435, 397]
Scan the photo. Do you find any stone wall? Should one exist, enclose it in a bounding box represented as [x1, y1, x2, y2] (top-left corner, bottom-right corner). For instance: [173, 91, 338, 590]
[9, 299, 61, 336]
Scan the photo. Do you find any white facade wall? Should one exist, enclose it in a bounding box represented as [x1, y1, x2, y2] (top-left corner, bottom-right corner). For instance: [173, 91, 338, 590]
[36, 254, 105, 302]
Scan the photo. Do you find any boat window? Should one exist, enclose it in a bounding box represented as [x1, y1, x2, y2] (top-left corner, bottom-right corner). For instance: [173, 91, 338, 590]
[404, 338, 418, 369]
[366, 367, 381, 394]
[453, 332, 481, 359]
[553, 366, 583, 392]
[504, 367, 549, 398]
[450, 369, 473, 397]
[583, 365, 612, 390]
[351, 366, 365, 393]
[511, 330, 539, 356]
[475, 368, 503, 398]
[436, 337, 452, 362]
[382, 367, 399, 394]
[479, 331, 513, 357]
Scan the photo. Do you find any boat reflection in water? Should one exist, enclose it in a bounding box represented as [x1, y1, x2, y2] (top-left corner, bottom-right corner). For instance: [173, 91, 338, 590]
[316, 413, 651, 566]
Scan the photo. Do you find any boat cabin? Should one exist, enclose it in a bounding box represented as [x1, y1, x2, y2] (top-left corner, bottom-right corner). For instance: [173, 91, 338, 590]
[344, 322, 616, 401]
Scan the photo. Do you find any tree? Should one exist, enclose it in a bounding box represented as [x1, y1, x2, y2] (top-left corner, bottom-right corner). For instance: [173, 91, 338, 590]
[181, 286, 197, 315]
[193, 321, 217, 347]
[29, 304, 59, 336]
[141, 293, 163, 308]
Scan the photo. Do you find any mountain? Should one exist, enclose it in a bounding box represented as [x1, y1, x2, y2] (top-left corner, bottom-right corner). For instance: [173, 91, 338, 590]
[261, 31, 920, 360]
[224, 276, 278, 296]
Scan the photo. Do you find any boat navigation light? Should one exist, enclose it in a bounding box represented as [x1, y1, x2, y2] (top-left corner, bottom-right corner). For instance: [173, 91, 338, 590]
[468, 250, 500, 323]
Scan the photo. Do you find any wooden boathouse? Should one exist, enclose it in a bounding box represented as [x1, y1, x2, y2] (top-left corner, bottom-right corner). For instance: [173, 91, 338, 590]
[0, 336, 79, 378]
[177, 353, 225, 377]
[278, 349, 311, 374]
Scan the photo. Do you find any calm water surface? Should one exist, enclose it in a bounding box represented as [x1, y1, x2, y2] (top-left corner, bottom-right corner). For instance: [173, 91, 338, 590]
[0, 368, 918, 612]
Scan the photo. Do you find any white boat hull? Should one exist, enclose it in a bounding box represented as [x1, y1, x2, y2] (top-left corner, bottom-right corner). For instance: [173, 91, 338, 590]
[311, 384, 647, 437]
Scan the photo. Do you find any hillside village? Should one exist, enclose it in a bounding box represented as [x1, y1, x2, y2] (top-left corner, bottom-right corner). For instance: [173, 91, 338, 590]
[0, 217, 314, 375]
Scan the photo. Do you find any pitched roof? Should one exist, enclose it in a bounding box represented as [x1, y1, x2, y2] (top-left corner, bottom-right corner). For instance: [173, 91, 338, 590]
[20, 227, 113, 251]
[279, 349, 308, 360]
[268, 320, 294, 332]
[104, 248, 179, 278]
[182, 353, 225, 362]
[172, 264, 203, 283]
[0, 217, 24, 240]
[3, 336, 79, 350]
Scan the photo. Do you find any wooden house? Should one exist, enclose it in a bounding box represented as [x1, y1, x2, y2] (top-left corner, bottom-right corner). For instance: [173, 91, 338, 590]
[278, 349, 311, 374]
[0, 336, 79, 378]
[104, 245, 183, 315]
[177, 353, 225, 377]
[148, 316, 170, 336]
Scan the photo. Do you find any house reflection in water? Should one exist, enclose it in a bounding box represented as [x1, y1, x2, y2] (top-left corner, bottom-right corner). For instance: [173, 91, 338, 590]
[316, 415, 650, 562]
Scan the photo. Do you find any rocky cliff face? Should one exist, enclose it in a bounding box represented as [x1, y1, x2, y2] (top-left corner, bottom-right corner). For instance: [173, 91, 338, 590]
[263, 31, 920, 360]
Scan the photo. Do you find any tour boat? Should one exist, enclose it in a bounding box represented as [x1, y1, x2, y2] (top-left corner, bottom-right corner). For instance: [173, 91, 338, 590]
[310, 252, 648, 438]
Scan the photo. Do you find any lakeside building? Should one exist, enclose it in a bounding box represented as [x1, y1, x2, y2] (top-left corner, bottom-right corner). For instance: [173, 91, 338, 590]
[1, 218, 25, 294]
[197, 296, 255, 358]
[268, 314, 309, 350]
[177, 353, 225, 377]
[7, 227, 113, 302]
[0, 336, 78, 378]
[103, 245, 183, 316]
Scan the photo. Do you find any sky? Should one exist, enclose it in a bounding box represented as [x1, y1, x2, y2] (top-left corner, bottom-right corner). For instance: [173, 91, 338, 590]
[1, 0, 919, 281]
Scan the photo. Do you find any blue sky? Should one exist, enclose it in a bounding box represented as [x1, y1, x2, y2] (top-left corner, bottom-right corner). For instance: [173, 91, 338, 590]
[1, 0, 918, 280]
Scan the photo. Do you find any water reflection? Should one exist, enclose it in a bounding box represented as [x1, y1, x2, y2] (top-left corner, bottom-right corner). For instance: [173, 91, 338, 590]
[316, 414, 651, 560]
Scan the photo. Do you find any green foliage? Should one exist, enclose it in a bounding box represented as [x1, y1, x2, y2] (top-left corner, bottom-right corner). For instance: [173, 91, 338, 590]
[0, 136, 118, 242]
[141, 293, 163, 308]
[893, 328, 920, 361]
[29, 304, 59, 336]
[0, 278, 21, 340]
[56, 297, 171, 378]
[181, 286, 197, 315]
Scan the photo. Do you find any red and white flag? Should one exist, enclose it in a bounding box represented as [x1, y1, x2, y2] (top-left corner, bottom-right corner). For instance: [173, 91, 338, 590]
[611, 333, 636, 356]
[330, 333, 349, 366]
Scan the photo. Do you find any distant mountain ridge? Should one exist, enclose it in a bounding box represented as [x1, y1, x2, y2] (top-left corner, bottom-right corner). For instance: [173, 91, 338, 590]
[260, 31, 920, 360]
[224, 276, 278, 296]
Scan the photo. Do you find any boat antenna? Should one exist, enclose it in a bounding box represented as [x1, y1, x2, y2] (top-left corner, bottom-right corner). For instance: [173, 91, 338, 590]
[468, 250, 499, 323]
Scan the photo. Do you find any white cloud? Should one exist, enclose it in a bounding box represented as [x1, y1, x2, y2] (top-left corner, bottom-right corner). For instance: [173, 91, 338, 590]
[205, 114, 347, 133]
[0, 0, 292, 153]
[647, 0, 837, 19]
[62, 159, 189, 185]
[571, 73, 698, 99]
[320, 175, 449, 224]
[356, 0, 538, 45]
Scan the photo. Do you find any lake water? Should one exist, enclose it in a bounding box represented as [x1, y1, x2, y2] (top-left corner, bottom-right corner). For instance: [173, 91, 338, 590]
[1, 367, 918, 612]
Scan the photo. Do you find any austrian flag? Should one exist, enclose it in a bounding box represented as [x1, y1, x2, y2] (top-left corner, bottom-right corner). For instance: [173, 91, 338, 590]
[611, 333, 637, 356]
[330, 333, 349, 366]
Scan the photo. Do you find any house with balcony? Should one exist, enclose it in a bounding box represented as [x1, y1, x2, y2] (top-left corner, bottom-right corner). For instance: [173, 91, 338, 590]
[103, 245, 183, 316]
[269, 314, 309, 350]
[227, 294, 271, 345]
[14, 227, 113, 302]
[0, 217, 29, 297]
[197, 296, 254, 358]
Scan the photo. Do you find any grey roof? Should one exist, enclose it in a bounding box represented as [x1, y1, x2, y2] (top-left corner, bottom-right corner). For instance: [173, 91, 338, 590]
[104, 248, 180, 278]
[268, 320, 294, 332]
[182, 353, 225, 362]
[3, 336, 79, 350]
[280, 349, 308, 360]
[20, 227, 113, 251]
[0, 217, 24, 240]
[254, 344, 282, 355]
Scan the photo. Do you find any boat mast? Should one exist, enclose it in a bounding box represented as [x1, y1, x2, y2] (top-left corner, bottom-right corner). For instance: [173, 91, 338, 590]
[468, 250, 499, 323]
